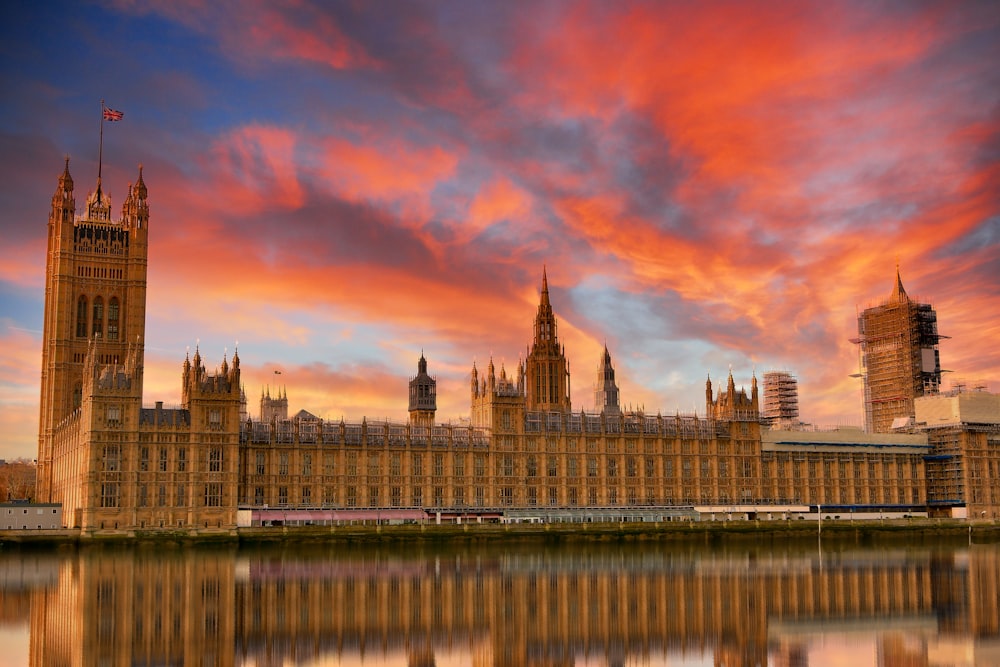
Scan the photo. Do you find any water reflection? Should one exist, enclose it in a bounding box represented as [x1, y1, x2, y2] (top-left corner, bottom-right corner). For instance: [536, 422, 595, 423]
[2, 540, 999, 666]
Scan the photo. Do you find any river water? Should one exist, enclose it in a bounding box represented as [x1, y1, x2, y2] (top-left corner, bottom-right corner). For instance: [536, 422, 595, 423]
[1, 537, 998, 666]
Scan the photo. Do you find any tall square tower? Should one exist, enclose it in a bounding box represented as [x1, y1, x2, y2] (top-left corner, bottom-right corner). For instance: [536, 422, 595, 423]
[37, 161, 149, 500]
[854, 270, 944, 433]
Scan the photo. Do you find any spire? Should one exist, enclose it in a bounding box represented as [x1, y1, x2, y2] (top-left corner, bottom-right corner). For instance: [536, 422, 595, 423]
[58, 156, 73, 192]
[889, 265, 908, 304]
[540, 266, 550, 307]
[135, 164, 147, 200]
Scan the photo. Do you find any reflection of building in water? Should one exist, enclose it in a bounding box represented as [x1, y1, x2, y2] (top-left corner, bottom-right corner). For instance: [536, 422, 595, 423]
[21, 546, 1000, 666]
[27, 549, 236, 667]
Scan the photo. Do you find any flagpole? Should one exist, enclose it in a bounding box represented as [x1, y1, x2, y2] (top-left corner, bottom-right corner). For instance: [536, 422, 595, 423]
[98, 99, 105, 200]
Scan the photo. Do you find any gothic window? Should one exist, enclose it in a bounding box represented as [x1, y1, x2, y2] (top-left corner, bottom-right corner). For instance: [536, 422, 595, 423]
[205, 483, 222, 507]
[101, 482, 120, 508]
[92, 297, 104, 337]
[140, 447, 149, 472]
[76, 295, 88, 337]
[158, 448, 167, 472]
[254, 487, 264, 505]
[256, 452, 265, 475]
[103, 445, 120, 471]
[177, 448, 187, 472]
[107, 298, 120, 341]
[177, 484, 186, 506]
[209, 447, 223, 473]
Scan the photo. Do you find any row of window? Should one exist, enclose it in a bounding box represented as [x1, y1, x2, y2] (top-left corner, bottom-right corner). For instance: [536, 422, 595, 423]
[102, 445, 221, 473]
[76, 294, 121, 340]
[249, 484, 758, 508]
[76, 266, 124, 280]
[100, 482, 224, 508]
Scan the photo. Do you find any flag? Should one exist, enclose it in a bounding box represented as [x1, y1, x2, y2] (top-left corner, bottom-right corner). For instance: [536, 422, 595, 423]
[103, 107, 124, 121]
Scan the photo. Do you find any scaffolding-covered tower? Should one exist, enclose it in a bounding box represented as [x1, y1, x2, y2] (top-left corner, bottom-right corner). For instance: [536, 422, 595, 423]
[763, 371, 799, 429]
[852, 269, 946, 433]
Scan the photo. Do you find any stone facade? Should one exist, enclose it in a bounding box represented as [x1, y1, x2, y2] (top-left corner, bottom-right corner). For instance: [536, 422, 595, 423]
[37, 158, 987, 532]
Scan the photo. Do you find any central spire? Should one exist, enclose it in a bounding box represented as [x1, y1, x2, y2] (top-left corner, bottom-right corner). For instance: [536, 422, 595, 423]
[525, 267, 571, 412]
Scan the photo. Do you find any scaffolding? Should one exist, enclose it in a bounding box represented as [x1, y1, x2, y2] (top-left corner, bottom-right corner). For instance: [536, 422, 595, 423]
[763, 371, 799, 428]
[851, 272, 946, 433]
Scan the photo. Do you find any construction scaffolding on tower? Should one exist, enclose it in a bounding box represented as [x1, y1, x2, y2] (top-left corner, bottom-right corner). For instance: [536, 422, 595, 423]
[851, 273, 947, 433]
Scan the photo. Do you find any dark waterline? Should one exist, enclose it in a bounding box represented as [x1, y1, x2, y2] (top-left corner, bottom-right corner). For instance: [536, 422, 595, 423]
[2, 538, 998, 666]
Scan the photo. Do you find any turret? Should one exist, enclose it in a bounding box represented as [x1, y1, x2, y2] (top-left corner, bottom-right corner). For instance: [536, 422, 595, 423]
[408, 352, 437, 427]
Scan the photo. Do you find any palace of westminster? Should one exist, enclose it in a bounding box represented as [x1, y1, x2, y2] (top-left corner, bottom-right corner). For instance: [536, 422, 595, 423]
[30, 159, 1000, 534]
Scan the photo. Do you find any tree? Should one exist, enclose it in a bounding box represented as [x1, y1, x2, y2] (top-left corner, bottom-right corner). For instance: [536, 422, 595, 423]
[0, 459, 37, 502]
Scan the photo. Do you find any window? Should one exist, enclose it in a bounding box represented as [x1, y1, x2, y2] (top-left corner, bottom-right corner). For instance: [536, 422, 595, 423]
[158, 448, 168, 472]
[140, 447, 150, 472]
[502, 455, 514, 477]
[255, 452, 265, 475]
[101, 482, 119, 508]
[138, 484, 148, 507]
[527, 456, 538, 477]
[254, 487, 264, 505]
[547, 457, 558, 477]
[103, 445, 120, 471]
[209, 448, 222, 473]
[587, 457, 598, 477]
[390, 453, 402, 477]
[412, 453, 423, 476]
[279, 453, 289, 476]
[107, 298, 120, 341]
[302, 453, 312, 476]
[92, 297, 104, 337]
[176, 484, 186, 506]
[434, 454, 444, 477]
[607, 458, 618, 478]
[157, 485, 166, 506]
[278, 487, 289, 505]
[76, 296, 88, 337]
[205, 483, 222, 507]
[106, 405, 120, 425]
[324, 453, 335, 475]
[177, 448, 187, 472]
[302, 486, 311, 505]
[209, 409, 221, 430]
[625, 456, 637, 478]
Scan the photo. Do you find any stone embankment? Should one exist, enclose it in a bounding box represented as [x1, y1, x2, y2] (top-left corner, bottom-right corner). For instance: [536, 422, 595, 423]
[1, 519, 998, 548]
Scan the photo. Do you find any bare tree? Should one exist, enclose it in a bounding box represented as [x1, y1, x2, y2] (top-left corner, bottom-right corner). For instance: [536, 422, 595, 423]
[0, 459, 37, 502]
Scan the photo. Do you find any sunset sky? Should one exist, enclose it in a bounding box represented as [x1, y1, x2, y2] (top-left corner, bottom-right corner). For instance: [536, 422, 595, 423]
[1, 1, 998, 461]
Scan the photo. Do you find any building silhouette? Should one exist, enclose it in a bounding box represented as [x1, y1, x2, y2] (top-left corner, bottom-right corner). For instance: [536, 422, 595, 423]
[853, 269, 945, 433]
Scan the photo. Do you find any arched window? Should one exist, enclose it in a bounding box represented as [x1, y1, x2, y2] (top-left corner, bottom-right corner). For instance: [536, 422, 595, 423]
[92, 297, 104, 338]
[76, 296, 88, 338]
[107, 298, 120, 341]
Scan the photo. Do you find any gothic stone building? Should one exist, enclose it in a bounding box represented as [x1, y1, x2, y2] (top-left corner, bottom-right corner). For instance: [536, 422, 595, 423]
[37, 161, 241, 532]
[37, 159, 938, 533]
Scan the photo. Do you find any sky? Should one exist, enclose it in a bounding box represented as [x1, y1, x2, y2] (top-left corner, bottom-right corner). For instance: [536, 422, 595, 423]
[0, 1, 998, 461]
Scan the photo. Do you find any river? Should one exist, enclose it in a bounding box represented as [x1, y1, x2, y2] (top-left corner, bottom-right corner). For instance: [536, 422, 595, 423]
[1, 537, 998, 666]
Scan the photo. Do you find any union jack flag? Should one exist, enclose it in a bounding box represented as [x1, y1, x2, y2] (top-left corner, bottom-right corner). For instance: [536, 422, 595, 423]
[103, 107, 124, 121]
